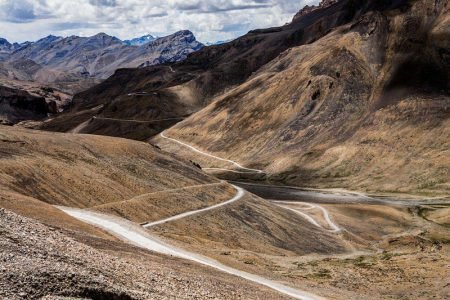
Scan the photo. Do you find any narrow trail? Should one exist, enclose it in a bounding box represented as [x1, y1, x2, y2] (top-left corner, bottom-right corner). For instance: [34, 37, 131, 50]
[92, 116, 184, 123]
[68, 104, 105, 133]
[58, 187, 324, 300]
[160, 132, 265, 174]
[142, 185, 244, 228]
[280, 205, 323, 228]
[69, 119, 91, 134]
[127, 92, 150, 96]
[203, 167, 261, 174]
[273, 201, 341, 233]
[272, 201, 358, 253]
[92, 182, 224, 210]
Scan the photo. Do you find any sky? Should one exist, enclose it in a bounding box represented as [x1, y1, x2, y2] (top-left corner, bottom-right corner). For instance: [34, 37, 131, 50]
[0, 0, 319, 43]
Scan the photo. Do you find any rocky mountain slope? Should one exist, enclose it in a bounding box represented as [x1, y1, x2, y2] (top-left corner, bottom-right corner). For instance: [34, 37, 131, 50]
[0, 38, 24, 60]
[0, 31, 203, 93]
[159, 0, 449, 195]
[1, 125, 448, 299]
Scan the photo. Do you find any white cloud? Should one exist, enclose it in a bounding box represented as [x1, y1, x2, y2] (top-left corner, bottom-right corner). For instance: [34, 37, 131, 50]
[0, 0, 320, 43]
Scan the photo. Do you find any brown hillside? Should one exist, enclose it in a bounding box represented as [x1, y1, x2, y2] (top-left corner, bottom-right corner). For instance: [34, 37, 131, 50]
[159, 0, 450, 196]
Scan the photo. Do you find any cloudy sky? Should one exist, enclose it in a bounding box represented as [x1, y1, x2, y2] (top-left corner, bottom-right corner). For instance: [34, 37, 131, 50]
[0, 0, 319, 43]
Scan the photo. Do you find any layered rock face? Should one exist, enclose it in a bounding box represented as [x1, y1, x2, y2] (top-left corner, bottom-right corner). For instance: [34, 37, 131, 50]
[0, 86, 57, 124]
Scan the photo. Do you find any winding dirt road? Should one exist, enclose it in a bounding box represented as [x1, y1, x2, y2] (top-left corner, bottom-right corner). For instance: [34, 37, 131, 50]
[157, 133, 345, 233]
[58, 186, 324, 300]
[203, 167, 263, 174]
[160, 132, 265, 174]
[273, 201, 341, 232]
[92, 116, 184, 123]
[142, 185, 244, 228]
[69, 119, 91, 134]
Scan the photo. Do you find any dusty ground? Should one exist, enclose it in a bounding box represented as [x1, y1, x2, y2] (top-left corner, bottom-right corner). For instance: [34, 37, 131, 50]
[0, 126, 219, 209]
[0, 208, 292, 300]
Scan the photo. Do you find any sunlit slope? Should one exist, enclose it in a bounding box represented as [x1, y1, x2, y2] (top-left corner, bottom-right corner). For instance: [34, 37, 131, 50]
[161, 0, 450, 195]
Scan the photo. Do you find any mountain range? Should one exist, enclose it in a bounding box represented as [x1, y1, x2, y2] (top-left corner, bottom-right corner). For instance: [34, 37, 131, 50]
[0, 30, 204, 93]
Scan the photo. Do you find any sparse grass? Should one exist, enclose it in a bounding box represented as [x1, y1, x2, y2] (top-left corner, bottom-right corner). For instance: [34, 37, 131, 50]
[381, 251, 393, 260]
[353, 256, 374, 268]
[308, 269, 332, 280]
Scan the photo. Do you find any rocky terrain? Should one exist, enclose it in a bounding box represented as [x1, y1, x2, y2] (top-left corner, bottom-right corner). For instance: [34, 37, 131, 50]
[0, 31, 203, 93]
[0, 125, 349, 260]
[0, 125, 369, 299]
[1, 127, 448, 300]
[0, 208, 291, 299]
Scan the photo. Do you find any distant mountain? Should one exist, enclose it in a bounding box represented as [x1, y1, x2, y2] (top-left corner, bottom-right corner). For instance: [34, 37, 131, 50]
[123, 34, 156, 46]
[205, 39, 234, 46]
[0, 38, 12, 52]
[135, 30, 204, 67]
[0, 38, 25, 56]
[0, 38, 30, 61]
[0, 31, 204, 93]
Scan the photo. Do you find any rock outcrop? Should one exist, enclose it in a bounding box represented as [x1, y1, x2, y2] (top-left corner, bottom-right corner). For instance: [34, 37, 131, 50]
[292, 0, 339, 21]
[0, 85, 59, 124]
